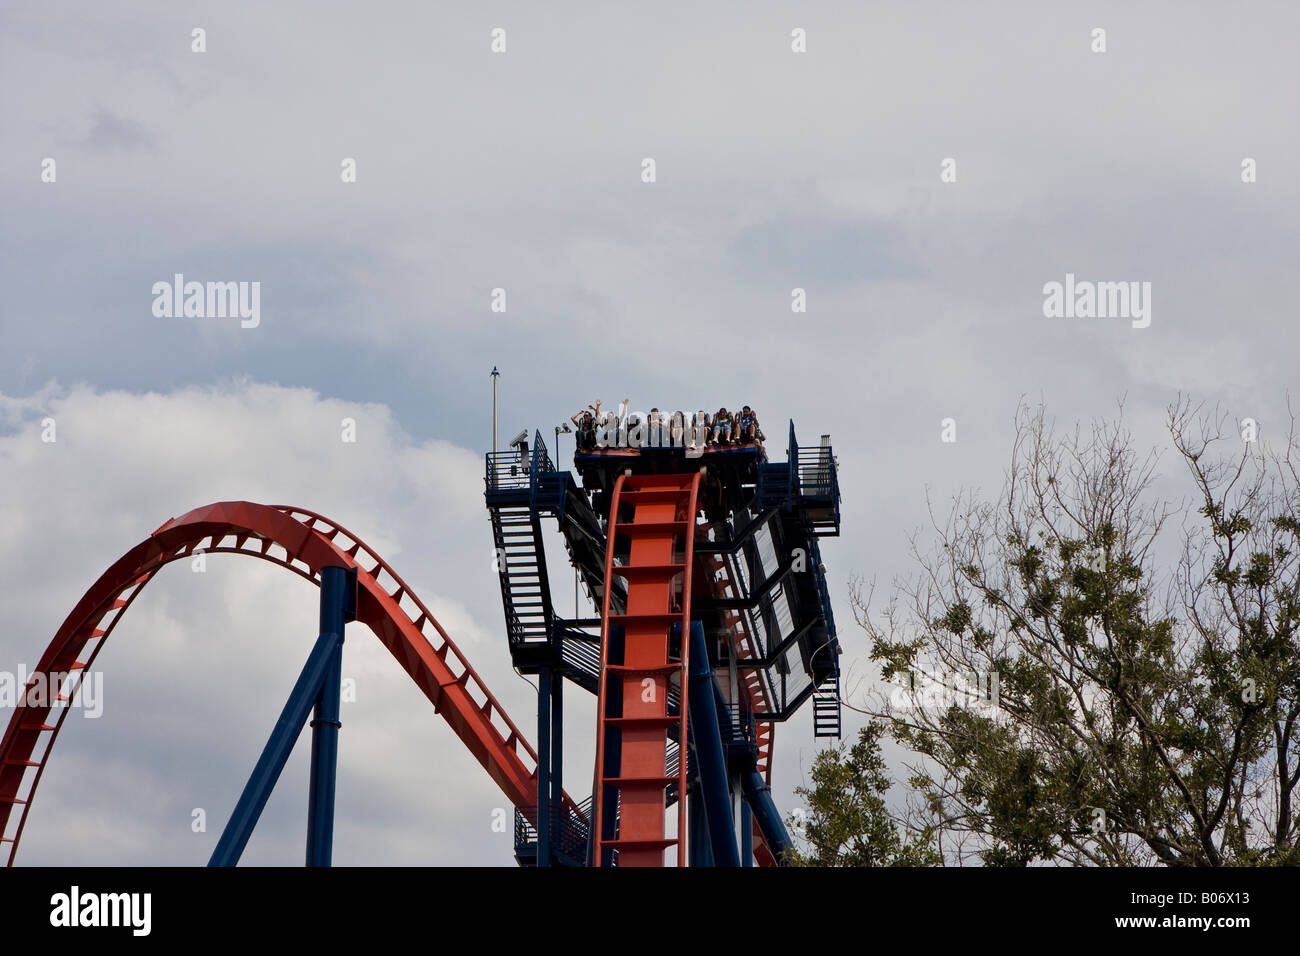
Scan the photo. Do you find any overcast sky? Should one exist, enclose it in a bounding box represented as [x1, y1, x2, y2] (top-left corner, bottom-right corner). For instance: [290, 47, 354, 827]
[1, 1, 1297, 864]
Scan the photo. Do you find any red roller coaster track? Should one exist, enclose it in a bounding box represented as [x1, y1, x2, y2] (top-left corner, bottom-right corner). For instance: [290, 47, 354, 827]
[591, 472, 700, 866]
[0, 501, 585, 865]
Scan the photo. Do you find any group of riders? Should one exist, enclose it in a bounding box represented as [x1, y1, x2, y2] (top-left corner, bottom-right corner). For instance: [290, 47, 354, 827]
[570, 400, 765, 454]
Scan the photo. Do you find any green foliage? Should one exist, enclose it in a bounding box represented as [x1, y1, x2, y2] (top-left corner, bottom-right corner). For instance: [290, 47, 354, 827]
[849, 400, 1300, 867]
[786, 722, 942, 867]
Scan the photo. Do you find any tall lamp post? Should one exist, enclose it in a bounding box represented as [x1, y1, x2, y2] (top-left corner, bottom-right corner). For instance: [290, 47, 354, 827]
[491, 367, 499, 453]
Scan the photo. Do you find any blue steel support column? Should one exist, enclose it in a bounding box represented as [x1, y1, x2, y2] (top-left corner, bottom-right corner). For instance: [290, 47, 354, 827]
[741, 798, 753, 866]
[743, 769, 795, 863]
[306, 566, 356, 866]
[687, 621, 741, 867]
[550, 669, 563, 861]
[536, 665, 551, 866]
[209, 630, 343, 866]
[687, 771, 714, 867]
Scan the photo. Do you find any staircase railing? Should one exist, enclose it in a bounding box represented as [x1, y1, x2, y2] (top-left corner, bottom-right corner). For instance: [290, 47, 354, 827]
[515, 795, 593, 863]
[530, 430, 554, 479]
[787, 420, 800, 501]
[485, 451, 530, 493]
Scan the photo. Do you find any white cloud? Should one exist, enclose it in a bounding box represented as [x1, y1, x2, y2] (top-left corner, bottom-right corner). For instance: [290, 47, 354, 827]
[0, 380, 542, 864]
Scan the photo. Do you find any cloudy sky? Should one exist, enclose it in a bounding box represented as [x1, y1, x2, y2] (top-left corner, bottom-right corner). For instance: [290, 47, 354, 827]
[1, 1, 1297, 864]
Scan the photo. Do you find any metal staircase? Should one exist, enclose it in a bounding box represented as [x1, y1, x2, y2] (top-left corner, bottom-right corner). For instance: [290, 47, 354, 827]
[485, 432, 626, 694]
[489, 503, 552, 653]
[812, 674, 842, 739]
[556, 625, 601, 693]
[756, 421, 841, 536]
[703, 548, 775, 778]
[514, 796, 593, 867]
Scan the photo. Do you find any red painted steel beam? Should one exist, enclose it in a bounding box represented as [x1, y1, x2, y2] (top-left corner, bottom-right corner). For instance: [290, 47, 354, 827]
[591, 474, 701, 866]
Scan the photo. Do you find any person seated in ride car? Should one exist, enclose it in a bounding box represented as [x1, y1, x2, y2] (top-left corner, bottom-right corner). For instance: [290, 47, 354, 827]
[736, 405, 763, 444]
[712, 407, 733, 445]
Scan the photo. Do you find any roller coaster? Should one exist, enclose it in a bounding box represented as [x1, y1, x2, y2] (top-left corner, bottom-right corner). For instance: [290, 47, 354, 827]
[0, 417, 842, 866]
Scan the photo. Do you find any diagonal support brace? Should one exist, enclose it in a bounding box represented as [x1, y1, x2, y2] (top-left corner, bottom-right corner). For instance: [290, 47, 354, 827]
[209, 566, 356, 867]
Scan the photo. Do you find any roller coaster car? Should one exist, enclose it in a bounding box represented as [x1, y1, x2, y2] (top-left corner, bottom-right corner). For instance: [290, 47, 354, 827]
[577, 442, 763, 485]
[574, 442, 767, 459]
[575, 447, 767, 535]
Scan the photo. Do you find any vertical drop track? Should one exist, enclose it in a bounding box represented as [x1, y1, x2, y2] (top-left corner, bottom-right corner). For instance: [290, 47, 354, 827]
[591, 473, 701, 867]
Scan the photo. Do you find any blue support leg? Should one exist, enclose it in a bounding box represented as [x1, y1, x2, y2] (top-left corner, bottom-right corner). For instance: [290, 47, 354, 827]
[743, 769, 795, 864]
[687, 770, 714, 867]
[306, 566, 354, 866]
[550, 670, 563, 861]
[537, 665, 551, 867]
[208, 629, 341, 866]
[210, 566, 355, 868]
[306, 638, 343, 866]
[741, 795, 753, 866]
[687, 621, 741, 867]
